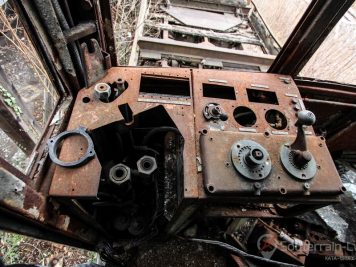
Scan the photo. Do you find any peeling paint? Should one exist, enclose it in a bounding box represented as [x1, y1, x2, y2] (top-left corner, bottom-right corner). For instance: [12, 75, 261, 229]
[0, 168, 42, 220]
[27, 206, 40, 219]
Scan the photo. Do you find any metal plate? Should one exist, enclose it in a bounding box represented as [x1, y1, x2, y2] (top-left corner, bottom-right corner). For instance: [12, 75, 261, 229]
[200, 130, 342, 197]
[49, 67, 198, 198]
[164, 6, 242, 31]
[49, 67, 343, 204]
[280, 145, 317, 180]
[230, 140, 272, 181]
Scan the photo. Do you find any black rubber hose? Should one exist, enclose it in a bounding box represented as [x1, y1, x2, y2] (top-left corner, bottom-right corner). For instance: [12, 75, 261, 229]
[129, 129, 159, 155]
[142, 127, 180, 145]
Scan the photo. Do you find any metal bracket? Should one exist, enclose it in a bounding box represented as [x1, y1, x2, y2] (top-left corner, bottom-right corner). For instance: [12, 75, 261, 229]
[47, 126, 95, 168]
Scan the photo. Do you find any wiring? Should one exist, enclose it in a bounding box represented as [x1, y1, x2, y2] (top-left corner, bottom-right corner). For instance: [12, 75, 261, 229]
[184, 237, 303, 267]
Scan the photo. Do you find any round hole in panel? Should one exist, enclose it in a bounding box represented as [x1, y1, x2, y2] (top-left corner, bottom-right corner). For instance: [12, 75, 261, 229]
[233, 106, 257, 127]
[265, 109, 288, 130]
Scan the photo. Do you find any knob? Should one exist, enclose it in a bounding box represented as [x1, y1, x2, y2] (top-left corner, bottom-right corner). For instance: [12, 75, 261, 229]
[203, 103, 228, 121]
[94, 82, 111, 102]
[245, 148, 265, 167]
[295, 110, 316, 127]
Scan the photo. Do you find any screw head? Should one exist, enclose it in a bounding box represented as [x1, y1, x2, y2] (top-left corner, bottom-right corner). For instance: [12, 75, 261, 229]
[254, 182, 261, 189]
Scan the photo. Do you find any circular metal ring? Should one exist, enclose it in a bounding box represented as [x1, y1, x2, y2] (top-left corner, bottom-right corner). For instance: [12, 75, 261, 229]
[47, 126, 95, 168]
[280, 144, 316, 180]
[231, 140, 272, 181]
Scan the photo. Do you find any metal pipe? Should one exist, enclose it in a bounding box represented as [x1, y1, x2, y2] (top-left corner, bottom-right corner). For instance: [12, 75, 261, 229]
[303, 98, 356, 108]
[63, 22, 97, 43]
[33, 0, 79, 90]
[51, 0, 86, 87]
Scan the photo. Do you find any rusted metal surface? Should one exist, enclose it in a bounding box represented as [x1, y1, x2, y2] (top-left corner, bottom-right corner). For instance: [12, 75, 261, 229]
[0, 157, 31, 185]
[49, 67, 343, 208]
[96, 0, 118, 67]
[0, 166, 98, 246]
[327, 121, 356, 152]
[2, 0, 353, 252]
[33, 0, 80, 90]
[296, 79, 356, 152]
[191, 69, 342, 203]
[137, 37, 275, 69]
[81, 39, 108, 86]
[255, 221, 309, 265]
[144, 21, 263, 46]
[296, 79, 356, 104]
[14, 0, 70, 96]
[0, 167, 45, 221]
[303, 98, 356, 108]
[200, 131, 341, 197]
[205, 205, 282, 218]
[63, 21, 97, 43]
[50, 67, 198, 198]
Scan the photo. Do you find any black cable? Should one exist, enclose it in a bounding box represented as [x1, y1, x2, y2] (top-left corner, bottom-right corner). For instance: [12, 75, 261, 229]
[184, 237, 303, 267]
[129, 128, 159, 155]
[143, 127, 180, 145]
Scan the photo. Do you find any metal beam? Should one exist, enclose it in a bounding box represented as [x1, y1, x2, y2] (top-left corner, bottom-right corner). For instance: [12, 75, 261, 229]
[144, 20, 263, 46]
[268, 0, 355, 76]
[295, 77, 356, 103]
[0, 100, 35, 155]
[137, 37, 275, 69]
[128, 0, 148, 66]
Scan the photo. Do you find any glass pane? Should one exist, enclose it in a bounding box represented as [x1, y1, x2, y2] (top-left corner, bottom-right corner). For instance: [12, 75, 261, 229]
[0, 3, 59, 172]
[252, 0, 309, 46]
[111, 0, 141, 65]
[299, 6, 356, 84]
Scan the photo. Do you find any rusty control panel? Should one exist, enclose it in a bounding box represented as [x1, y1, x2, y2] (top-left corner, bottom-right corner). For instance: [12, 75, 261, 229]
[47, 67, 344, 237]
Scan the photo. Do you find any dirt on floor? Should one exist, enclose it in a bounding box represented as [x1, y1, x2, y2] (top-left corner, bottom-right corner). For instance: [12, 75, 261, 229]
[0, 231, 97, 266]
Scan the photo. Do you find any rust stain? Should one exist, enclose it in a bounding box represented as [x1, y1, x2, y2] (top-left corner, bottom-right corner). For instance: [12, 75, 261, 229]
[49, 67, 342, 208]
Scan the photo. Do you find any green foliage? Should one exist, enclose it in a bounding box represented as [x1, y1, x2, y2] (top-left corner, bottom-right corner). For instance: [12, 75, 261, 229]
[0, 231, 97, 265]
[0, 231, 23, 264]
[0, 85, 22, 117]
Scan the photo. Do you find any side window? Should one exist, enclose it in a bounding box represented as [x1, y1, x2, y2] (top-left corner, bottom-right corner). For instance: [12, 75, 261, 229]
[299, 5, 356, 84]
[0, 3, 58, 172]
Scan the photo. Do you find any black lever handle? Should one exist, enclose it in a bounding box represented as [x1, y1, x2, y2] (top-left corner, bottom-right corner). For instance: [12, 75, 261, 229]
[290, 110, 316, 167]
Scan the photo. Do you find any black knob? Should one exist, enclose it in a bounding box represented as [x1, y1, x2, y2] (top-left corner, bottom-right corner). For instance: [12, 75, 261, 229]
[219, 113, 228, 121]
[296, 110, 316, 127]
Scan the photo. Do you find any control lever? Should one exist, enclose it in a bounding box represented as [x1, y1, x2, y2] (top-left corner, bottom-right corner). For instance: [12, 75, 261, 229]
[280, 110, 317, 180]
[290, 110, 316, 167]
[203, 103, 228, 121]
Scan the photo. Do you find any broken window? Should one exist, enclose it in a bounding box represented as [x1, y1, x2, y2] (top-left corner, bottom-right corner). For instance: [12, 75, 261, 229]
[0, 4, 58, 172]
[299, 6, 356, 85]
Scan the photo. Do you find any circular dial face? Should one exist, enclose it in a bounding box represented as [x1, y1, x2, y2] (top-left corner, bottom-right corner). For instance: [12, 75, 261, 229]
[280, 145, 317, 180]
[231, 140, 272, 181]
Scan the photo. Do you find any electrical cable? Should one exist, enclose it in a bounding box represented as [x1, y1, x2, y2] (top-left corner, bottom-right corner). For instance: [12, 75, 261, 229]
[143, 127, 180, 145]
[184, 237, 303, 267]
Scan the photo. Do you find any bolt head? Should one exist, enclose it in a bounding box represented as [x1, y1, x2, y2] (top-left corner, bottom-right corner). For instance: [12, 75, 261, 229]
[137, 156, 157, 177]
[109, 163, 131, 185]
[254, 182, 261, 189]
